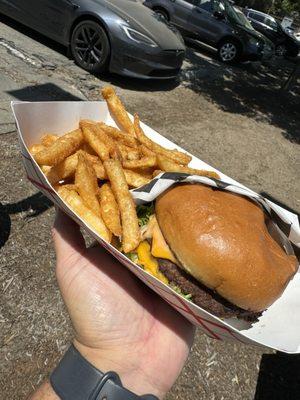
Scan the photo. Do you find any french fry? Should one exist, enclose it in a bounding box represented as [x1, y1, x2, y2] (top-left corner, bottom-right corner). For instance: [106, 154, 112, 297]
[93, 161, 107, 180]
[75, 152, 101, 216]
[153, 170, 163, 178]
[93, 123, 121, 160]
[45, 151, 101, 185]
[122, 156, 156, 170]
[34, 129, 83, 166]
[57, 186, 111, 243]
[131, 167, 154, 179]
[29, 144, 46, 155]
[58, 183, 78, 192]
[80, 120, 118, 157]
[140, 144, 155, 157]
[41, 134, 58, 147]
[157, 155, 220, 179]
[45, 151, 88, 184]
[123, 170, 151, 188]
[104, 160, 140, 252]
[99, 123, 137, 148]
[85, 152, 101, 164]
[82, 142, 98, 156]
[93, 164, 151, 187]
[117, 143, 140, 161]
[40, 165, 52, 174]
[134, 114, 192, 165]
[101, 86, 135, 136]
[81, 124, 110, 161]
[45, 152, 79, 184]
[79, 119, 97, 127]
[98, 183, 122, 237]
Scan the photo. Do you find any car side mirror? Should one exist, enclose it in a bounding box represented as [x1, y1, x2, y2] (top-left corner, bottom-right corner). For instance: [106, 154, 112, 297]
[213, 11, 225, 20]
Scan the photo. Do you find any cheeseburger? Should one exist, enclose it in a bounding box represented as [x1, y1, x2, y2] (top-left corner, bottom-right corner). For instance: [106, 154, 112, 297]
[129, 184, 297, 321]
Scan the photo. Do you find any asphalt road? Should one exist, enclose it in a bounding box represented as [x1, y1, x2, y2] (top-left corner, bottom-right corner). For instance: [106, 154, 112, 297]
[0, 12, 300, 400]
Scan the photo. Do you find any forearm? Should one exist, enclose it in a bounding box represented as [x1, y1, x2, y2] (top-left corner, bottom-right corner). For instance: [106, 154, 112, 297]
[30, 381, 59, 400]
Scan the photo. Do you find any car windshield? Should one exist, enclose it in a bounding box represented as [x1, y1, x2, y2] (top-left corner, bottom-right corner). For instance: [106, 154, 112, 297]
[265, 16, 279, 31]
[214, 0, 254, 30]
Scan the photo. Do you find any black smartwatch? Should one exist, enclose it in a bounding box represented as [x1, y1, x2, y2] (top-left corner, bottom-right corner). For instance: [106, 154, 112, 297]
[50, 345, 159, 400]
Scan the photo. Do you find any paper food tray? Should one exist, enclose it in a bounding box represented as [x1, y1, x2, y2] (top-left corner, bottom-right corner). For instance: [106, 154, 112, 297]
[11, 100, 300, 353]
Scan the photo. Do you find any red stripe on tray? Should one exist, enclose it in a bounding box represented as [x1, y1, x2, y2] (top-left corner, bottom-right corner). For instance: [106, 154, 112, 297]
[27, 175, 56, 195]
[176, 296, 221, 340]
[22, 152, 32, 161]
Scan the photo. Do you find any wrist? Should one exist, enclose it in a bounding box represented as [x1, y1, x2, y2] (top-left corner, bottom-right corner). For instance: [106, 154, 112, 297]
[73, 340, 165, 399]
[30, 381, 59, 400]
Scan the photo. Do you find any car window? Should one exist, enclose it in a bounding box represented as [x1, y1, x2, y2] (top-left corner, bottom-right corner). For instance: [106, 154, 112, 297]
[264, 17, 278, 31]
[213, 0, 225, 13]
[250, 12, 265, 23]
[197, 0, 214, 12]
[185, 0, 199, 5]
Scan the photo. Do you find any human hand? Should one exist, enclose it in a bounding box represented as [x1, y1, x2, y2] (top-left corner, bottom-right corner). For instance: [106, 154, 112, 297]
[52, 210, 195, 399]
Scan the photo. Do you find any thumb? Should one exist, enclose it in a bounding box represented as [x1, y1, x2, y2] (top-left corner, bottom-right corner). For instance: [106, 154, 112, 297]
[52, 209, 85, 264]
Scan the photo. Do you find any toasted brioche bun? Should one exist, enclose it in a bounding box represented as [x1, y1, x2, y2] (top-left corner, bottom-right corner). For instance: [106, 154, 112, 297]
[155, 184, 297, 312]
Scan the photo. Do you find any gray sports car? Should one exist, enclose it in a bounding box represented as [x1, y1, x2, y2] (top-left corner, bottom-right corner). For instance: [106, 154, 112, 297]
[0, 0, 186, 79]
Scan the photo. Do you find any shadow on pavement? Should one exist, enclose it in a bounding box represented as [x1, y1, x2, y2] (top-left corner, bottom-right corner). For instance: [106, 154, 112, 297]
[0, 192, 53, 249]
[7, 83, 83, 101]
[255, 352, 300, 400]
[182, 43, 300, 144]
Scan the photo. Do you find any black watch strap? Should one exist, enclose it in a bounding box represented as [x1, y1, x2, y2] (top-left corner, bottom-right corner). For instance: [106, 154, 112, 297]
[50, 345, 158, 400]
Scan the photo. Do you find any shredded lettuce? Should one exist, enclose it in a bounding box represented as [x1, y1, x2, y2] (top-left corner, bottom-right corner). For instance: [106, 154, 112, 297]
[136, 203, 155, 227]
[170, 284, 192, 301]
[126, 252, 139, 264]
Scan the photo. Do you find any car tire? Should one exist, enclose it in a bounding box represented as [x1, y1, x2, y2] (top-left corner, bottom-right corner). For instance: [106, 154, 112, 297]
[275, 44, 287, 57]
[153, 8, 169, 21]
[70, 20, 110, 74]
[217, 39, 241, 63]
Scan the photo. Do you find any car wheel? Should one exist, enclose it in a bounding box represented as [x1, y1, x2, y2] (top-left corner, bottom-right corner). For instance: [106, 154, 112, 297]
[71, 20, 110, 74]
[218, 40, 240, 63]
[275, 44, 287, 57]
[153, 8, 169, 21]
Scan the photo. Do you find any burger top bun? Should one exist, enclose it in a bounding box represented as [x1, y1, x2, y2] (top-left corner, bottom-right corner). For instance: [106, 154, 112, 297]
[155, 184, 298, 312]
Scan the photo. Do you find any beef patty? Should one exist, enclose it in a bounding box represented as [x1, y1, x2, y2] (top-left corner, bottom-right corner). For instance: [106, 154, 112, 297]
[158, 259, 260, 321]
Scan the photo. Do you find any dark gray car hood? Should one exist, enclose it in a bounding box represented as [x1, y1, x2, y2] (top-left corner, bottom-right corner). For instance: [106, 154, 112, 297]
[100, 0, 185, 50]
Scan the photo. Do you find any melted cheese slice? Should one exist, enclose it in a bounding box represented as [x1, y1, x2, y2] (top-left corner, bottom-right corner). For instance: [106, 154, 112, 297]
[151, 218, 178, 264]
[137, 241, 168, 284]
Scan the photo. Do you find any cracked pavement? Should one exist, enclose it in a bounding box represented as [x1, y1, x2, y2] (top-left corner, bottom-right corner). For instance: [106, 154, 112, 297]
[0, 12, 300, 400]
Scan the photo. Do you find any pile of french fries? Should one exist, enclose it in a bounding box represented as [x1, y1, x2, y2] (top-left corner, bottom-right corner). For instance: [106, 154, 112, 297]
[29, 86, 219, 253]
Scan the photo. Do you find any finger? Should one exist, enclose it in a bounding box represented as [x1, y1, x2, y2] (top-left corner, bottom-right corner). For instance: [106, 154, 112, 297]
[52, 209, 85, 262]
